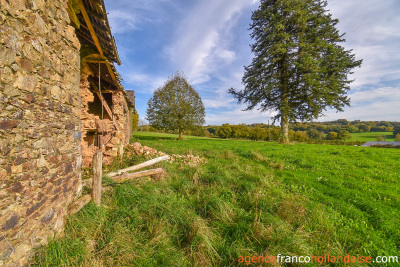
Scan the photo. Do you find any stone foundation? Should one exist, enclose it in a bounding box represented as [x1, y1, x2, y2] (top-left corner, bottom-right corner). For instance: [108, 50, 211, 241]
[0, 0, 82, 265]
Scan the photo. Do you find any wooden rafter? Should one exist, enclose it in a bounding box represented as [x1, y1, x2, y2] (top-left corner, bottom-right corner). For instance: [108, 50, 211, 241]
[79, 0, 119, 87]
[79, 0, 103, 57]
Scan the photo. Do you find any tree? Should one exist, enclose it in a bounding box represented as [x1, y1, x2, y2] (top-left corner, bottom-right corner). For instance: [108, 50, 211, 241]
[229, 0, 362, 143]
[338, 130, 351, 141]
[393, 125, 400, 137]
[131, 108, 139, 133]
[146, 72, 205, 140]
[307, 128, 319, 139]
[217, 124, 233, 139]
[327, 132, 338, 140]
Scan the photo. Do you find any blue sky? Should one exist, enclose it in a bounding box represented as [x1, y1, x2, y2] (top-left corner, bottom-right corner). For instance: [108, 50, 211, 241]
[104, 0, 400, 125]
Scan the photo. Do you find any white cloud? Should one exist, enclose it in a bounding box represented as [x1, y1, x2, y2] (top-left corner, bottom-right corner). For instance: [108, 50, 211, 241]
[108, 10, 140, 34]
[106, 0, 399, 124]
[202, 88, 235, 109]
[165, 0, 258, 84]
[319, 87, 400, 121]
[206, 107, 277, 125]
[327, 0, 400, 89]
[122, 71, 167, 94]
[350, 87, 400, 105]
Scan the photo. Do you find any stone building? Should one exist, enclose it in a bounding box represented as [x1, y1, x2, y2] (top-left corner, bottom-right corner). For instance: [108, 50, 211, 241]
[0, 0, 135, 265]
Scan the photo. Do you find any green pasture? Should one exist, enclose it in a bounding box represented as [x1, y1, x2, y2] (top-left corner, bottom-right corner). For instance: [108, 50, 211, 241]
[32, 132, 400, 266]
[350, 132, 395, 141]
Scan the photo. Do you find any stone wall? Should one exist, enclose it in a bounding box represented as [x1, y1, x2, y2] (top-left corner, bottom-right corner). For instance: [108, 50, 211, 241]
[112, 90, 131, 144]
[0, 0, 82, 265]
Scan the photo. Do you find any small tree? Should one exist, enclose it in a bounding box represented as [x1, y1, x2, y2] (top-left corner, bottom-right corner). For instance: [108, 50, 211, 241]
[229, 0, 362, 143]
[393, 125, 400, 137]
[307, 128, 320, 139]
[338, 130, 351, 141]
[146, 72, 205, 140]
[327, 132, 338, 140]
[131, 109, 139, 133]
[395, 134, 400, 142]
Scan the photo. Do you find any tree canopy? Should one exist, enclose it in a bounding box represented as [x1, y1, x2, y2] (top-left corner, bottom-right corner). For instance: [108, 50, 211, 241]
[146, 72, 205, 140]
[229, 0, 362, 143]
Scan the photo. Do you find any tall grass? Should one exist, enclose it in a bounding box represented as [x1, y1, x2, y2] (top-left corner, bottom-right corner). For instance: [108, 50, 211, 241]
[32, 132, 400, 266]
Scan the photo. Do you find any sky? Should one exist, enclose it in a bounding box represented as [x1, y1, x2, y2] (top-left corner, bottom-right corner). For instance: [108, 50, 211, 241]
[104, 0, 400, 125]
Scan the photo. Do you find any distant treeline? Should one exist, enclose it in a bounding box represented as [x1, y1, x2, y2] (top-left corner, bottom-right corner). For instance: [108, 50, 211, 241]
[139, 119, 400, 143]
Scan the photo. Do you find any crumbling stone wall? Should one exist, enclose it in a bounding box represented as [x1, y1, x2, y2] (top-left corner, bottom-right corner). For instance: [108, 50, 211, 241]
[112, 90, 131, 146]
[0, 0, 82, 265]
[79, 66, 114, 166]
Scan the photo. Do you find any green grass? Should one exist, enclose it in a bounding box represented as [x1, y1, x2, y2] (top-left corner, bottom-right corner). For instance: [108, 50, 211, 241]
[350, 132, 395, 142]
[32, 132, 400, 266]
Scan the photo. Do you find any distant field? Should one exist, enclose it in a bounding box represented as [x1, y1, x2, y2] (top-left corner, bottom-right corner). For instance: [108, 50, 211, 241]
[33, 132, 400, 266]
[350, 132, 395, 141]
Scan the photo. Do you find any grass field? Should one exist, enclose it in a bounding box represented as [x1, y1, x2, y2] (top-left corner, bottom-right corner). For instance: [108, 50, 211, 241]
[350, 132, 395, 142]
[32, 132, 400, 266]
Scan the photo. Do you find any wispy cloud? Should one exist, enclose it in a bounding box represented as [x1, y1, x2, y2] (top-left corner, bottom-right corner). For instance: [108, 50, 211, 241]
[327, 0, 400, 89]
[165, 0, 258, 84]
[320, 87, 400, 121]
[106, 0, 400, 125]
[122, 71, 167, 94]
[108, 10, 140, 34]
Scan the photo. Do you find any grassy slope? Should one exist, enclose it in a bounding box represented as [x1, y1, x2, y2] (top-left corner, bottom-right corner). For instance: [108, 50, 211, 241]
[350, 132, 395, 141]
[32, 132, 400, 266]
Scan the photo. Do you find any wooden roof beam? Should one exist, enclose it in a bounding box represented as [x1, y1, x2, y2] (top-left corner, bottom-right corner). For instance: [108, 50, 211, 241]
[79, 0, 121, 88]
[79, 0, 104, 57]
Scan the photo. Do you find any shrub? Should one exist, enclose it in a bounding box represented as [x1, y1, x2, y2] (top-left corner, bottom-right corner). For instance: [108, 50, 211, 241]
[327, 132, 338, 140]
[395, 134, 400, 142]
[338, 130, 352, 141]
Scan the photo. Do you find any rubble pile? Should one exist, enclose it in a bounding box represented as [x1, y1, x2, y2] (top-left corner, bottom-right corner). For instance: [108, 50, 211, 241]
[125, 142, 207, 166]
[128, 142, 167, 158]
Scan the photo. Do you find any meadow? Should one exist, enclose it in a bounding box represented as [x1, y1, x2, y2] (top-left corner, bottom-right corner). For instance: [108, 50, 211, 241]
[349, 132, 395, 142]
[32, 132, 400, 266]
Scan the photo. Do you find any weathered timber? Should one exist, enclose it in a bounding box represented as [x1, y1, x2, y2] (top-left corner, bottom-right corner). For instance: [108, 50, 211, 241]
[67, 195, 91, 215]
[107, 155, 170, 177]
[89, 79, 121, 131]
[118, 142, 124, 162]
[92, 150, 102, 206]
[113, 168, 165, 182]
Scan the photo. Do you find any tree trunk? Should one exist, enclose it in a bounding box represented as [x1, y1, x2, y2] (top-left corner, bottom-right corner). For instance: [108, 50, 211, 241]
[281, 114, 289, 143]
[178, 129, 183, 140]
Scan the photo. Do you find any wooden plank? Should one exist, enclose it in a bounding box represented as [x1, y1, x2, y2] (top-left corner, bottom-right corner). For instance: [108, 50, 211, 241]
[79, 0, 104, 57]
[79, 0, 119, 87]
[83, 53, 107, 63]
[94, 90, 113, 119]
[105, 61, 118, 86]
[118, 142, 124, 162]
[113, 168, 165, 182]
[92, 150, 102, 206]
[107, 155, 170, 178]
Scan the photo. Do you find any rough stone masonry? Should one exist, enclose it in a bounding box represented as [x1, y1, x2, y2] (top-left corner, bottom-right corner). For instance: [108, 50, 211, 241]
[0, 0, 82, 265]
